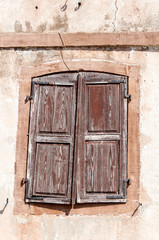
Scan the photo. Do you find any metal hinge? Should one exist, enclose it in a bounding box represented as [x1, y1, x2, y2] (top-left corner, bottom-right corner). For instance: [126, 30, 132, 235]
[27, 196, 44, 200]
[25, 80, 55, 104]
[21, 178, 43, 201]
[107, 178, 130, 199]
[124, 77, 131, 99]
[21, 178, 29, 186]
[25, 95, 33, 104]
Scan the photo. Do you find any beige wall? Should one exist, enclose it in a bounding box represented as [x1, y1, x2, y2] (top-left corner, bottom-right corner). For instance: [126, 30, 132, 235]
[0, 1, 159, 239]
[0, 48, 159, 239]
[0, 0, 159, 33]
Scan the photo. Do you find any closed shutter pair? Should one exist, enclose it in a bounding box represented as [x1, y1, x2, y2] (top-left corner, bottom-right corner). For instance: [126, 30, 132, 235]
[25, 72, 128, 204]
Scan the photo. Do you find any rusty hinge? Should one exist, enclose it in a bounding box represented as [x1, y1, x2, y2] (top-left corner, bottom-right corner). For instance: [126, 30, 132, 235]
[25, 95, 33, 104]
[123, 178, 131, 198]
[124, 77, 131, 99]
[21, 178, 29, 186]
[107, 178, 130, 199]
[21, 178, 44, 201]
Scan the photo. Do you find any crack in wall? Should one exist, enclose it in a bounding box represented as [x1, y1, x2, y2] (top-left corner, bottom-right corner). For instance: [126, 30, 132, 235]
[113, 0, 118, 31]
[58, 32, 71, 71]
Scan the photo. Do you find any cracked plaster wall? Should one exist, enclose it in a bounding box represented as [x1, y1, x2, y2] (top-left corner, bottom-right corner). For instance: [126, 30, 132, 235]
[0, 48, 159, 239]
[0, 0, 159, 32]
[0, 1, 159, 240]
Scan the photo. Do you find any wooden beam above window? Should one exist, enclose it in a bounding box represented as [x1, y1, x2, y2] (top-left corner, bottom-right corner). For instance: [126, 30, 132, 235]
[0, 32, 159, 48]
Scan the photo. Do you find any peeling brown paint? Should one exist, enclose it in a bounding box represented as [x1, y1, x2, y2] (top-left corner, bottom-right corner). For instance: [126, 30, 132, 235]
[25, 21, 33, 32]
[36, 23, 46, 33]
[49, 14, 68, 31]
[34, 51, 45, 64]
[14, 21, 23, 33]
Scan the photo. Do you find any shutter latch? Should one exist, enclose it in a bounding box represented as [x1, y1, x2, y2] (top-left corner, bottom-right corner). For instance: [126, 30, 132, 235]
[25, 95, 33, 104]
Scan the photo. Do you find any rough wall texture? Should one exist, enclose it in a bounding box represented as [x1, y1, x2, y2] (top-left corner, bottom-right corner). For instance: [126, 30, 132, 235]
[0, 0, 159, 33]
[0, 47, 159, 240]
[0, 1, 159, 240]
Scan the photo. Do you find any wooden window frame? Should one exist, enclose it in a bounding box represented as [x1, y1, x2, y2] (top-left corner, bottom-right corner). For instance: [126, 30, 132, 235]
[14, 59, 140, 216]
[25, 72, 129, 204]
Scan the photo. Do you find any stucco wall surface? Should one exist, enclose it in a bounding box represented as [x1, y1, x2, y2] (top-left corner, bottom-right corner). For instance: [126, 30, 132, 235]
[0, 0, 159, 33]
[0, 0, 159, 239]
[0, 47, 159, 239]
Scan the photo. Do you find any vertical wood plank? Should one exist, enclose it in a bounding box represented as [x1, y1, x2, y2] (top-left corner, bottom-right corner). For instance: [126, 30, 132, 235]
[53, 86, 72, 134]
[86, 142, 118, 193]
[105, 85, 119, 132]
[39, 86, 55, 132]
[53, 144, 69, 194]
[88, 85, 105, 132]
[87, 84, 120, 133]
[35, 143, 70, 195]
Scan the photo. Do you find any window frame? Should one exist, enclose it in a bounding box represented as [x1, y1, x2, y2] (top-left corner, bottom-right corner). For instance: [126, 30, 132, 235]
[25, 71, 129, 205]
[14, 59, 140, 215]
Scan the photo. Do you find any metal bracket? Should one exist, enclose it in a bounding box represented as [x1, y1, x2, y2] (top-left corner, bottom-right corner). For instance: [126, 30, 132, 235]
[125, 178, 131, 185]
[0, 198, 9, 214]
[23, 178, 44, 201]
[25, 95, 33, 104]
[107, 195, 124, 199]
[107, 179, 130, 199]
[124, 77, 131, 99]
[26, 196, 44, 200]
[25, 80, 56, 104]
[21, 178, 29, 187]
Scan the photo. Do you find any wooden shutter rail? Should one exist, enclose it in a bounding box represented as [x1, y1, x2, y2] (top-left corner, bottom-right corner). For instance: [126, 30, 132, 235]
[71, 73, 81, 205]
[124, 77, 131, 99]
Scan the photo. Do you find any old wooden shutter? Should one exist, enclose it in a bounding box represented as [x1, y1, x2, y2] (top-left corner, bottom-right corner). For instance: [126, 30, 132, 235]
[26, 71, 128, 204]
[76, 72, 128, 203]
[26, 73, 78, 204]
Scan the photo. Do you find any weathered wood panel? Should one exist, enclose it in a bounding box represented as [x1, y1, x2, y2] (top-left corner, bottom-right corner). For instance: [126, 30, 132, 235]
[86, 141, 118, 193]
[76, 72, 127, 203]
[87, 84, 119, 132]
[39, 86, 55, 132]
[88, 85, 105, 132]
[34, 143, 69, 195]
[53, 86, 72, 133]
[26, 71, 127, 204]
[105, 85, 119, 132]
[26, 73, 78, 204]
[38, 85, 72, 134]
